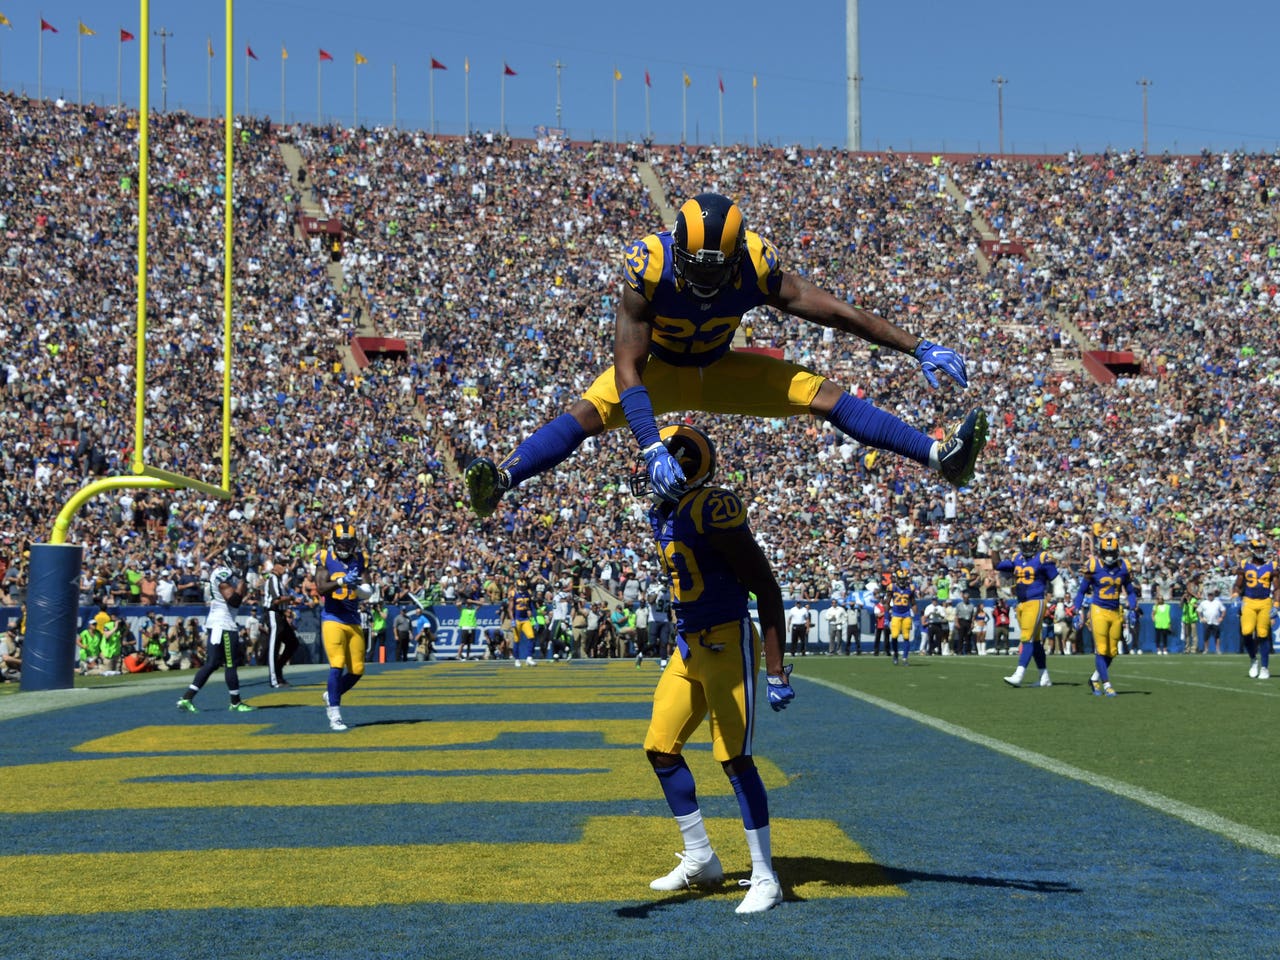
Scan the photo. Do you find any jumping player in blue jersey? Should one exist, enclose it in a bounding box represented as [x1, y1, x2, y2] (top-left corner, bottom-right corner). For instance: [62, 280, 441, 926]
[633, 424, 793, 915]
[995, 530, 1059, 688]
[465, 192, 986, 517]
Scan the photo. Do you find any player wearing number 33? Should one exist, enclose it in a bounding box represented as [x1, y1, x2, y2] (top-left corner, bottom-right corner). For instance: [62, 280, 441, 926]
[464, 192, 987, 517]
[631, 424, 792, 914]
[316, 521, 374, 731]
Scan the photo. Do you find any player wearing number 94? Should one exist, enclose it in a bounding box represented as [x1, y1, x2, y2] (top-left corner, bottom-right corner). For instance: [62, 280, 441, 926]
[316, 521, 374, 732]
[631, 424, 792, 914]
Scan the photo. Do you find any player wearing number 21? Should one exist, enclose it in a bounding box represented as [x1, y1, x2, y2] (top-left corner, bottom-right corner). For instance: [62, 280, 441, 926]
[632, 424, 794, 914]
[316, 521, 374, 731]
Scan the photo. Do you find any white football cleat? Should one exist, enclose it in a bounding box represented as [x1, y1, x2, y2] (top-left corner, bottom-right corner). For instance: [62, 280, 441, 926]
[327, 706, 347, 732]
[1003, 674, 1022, 687]
[735, 874, 784, 914]
[649, 851, 723, 891]
[525, 656, 537, 667]
[322, 691, 330, 706]
[1038, 674, 1052, 687]
[1249, 659, 1260, 678]
[1260, 667, 1271, 680]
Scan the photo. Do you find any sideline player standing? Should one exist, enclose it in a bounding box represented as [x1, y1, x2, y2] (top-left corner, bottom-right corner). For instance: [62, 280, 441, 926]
[995, 531, 1059, 688]
[465, 192, 985, 515]
[635, 424, 794, 914]
[177, 543, 255, 713]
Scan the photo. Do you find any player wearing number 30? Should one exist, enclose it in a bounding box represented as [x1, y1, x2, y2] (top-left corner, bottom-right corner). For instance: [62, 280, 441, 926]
[631, 424, 792, 915]
[1071, 532, 1138, 697]
[316, 521, 373, 731]
[464, 192, 986, 519]
[995, 531, 1059, 688]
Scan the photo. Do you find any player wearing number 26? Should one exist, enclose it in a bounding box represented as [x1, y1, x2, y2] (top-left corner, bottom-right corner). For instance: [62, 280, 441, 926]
[631, 424, 793, 914]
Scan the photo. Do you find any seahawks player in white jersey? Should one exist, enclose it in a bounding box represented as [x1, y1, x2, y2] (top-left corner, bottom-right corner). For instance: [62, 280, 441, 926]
[177, 544, 256, 713]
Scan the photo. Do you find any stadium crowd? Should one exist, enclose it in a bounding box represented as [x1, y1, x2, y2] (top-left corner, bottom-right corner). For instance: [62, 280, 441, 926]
[2, 90, 1279, 650]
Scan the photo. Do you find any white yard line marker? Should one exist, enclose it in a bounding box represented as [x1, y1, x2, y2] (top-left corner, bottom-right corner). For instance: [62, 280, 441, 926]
[806, 675, 1280, 858]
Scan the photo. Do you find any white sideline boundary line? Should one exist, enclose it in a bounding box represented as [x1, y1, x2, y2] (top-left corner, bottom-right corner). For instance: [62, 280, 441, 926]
[805, 675, 1280, 859]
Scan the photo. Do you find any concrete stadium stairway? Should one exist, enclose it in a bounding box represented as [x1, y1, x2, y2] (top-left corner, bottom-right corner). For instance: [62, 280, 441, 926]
[941, 176, 1086, 375]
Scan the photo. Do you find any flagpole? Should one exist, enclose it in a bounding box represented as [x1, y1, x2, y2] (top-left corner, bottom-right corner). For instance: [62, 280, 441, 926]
[206, 39, 212, 120]
[464, 58, 470, 136]
[681, 75, 687, 145]
[117, 30, 122, 107]
[244, 48, 249, 117]
[38, 16, 43, 101]
[353, 56, 357, 127]
[280, 46, 285, 123]
[429, 64, 435, 137]
[77, 25, 82, 105]
[392, 63, 397, 129]
[500, 63, 505, 135]
[752, 75, 758, 148]
[645, 75, 651, 141]
[316, 55, 321, 124]
[718, 79, 724, 147]
[611, 67, 617, 145]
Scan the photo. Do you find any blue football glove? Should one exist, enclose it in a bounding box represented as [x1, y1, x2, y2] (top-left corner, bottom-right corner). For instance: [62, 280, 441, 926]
[1072, 613, 1083, 632]
[913, 338, 969, 389]
[766, 664, 795, 712]
[643, 442, 687, 502]
[1127, 608, 1138, 629]
[342, 568, 362, 586]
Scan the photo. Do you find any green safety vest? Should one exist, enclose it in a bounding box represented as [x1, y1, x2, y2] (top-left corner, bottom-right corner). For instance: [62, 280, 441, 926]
[459, 607, 478, 629]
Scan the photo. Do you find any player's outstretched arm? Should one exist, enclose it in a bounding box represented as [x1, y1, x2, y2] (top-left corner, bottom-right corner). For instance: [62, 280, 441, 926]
[769, 272, 967, 387]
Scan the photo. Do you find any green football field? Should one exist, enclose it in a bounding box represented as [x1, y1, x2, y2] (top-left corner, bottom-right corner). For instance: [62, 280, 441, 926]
[0, 651, 1276, 960]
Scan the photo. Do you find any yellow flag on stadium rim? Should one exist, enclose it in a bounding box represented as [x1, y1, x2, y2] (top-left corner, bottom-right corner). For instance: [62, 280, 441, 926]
[0, 14, 11, 28]
[355, 52, 368, 65]
[78, 21, 94, 36]
[683, 71, 691, 87]
[281, 44, 288, 60]
[614, 67, 622, 81]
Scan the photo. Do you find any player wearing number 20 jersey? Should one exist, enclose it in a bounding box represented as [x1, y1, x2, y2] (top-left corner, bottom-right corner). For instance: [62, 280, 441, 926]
[634, 424, 791, 915]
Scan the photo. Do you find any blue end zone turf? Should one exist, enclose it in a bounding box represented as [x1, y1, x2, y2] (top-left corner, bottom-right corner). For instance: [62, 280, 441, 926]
[0, 662, 1277, 959]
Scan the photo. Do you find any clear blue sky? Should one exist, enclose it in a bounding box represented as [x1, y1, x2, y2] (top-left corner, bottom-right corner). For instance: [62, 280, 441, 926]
[4, 1, 1277, 154]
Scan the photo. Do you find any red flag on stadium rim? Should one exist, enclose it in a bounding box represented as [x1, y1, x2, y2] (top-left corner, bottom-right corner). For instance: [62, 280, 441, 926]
[120, 28, 135, 42]
[431, 58, 446, 70]
[319, 49, 333, 62]
[645, 69, 651, 87]
[504, 62, 516, 76]
[719, 75, 725, 93]
[41, 18, 58, 32]
[246, 44, 258, 60]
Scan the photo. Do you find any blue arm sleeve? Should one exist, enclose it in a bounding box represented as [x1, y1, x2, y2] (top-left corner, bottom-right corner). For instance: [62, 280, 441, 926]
[619, 385, 662, 450]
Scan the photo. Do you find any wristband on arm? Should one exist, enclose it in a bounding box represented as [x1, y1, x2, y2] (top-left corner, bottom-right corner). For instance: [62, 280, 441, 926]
[619, 385, 662, 450]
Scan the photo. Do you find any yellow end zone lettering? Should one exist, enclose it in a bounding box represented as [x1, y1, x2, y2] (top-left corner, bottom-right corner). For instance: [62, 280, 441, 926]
[0, 816, 903, 915]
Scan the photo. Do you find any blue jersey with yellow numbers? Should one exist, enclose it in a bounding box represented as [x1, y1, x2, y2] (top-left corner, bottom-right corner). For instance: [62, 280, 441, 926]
[1239, 559, 1274, 600]
[622, 230, 782, 368]
[890, 587, 916, 618]
[648, 485, 752, 634]
[1072, 557, 1136, 612]
[512, 588, 534, 623]
[994, 551, 1059, 602]
[317, 548, 369, 627]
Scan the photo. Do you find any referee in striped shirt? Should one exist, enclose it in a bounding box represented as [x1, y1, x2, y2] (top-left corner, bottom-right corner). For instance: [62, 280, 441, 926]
[262, 553, 300, 688]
